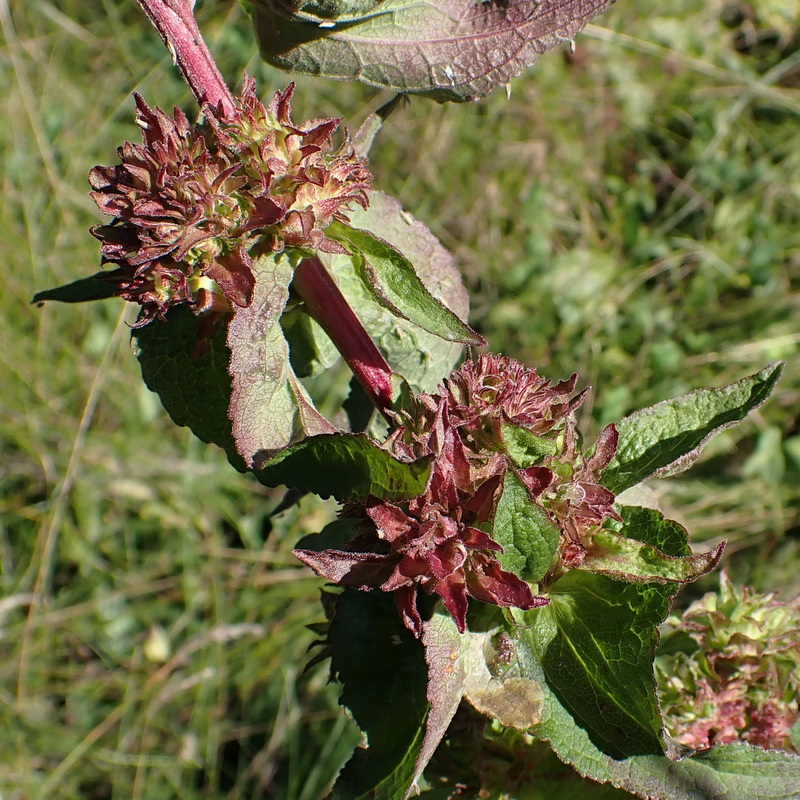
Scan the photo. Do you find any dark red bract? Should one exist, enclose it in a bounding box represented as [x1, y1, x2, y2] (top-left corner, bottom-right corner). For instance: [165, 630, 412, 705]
[89, 76, 372, 324]
[295, 355, 621, 636]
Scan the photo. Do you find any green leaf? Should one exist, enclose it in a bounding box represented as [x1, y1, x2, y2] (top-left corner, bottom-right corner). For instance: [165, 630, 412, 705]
[605, 505, 690, 557]
[133, 306, 247, 472]
[522, 571, 668, 758]
[329, 590, 429, 800]
[492, 470, 560, 583]
[256, 433, 431, 501]
[601, 363, 783, 494]
[32, 269, 123, 304]
[324, 192, 470, 395]
[328, 220, 483, 346]
[465, 611, 800, 796]
[249, 0, 615, 102]
[227, 252, 335, 467]
[282, 304, 340, 378]
[580, 506, 724, 584]
[533, 695, 800, 799]
[501, 423, 560, 468]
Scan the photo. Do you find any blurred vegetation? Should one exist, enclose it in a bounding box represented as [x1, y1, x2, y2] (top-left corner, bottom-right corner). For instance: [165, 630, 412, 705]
[0, 0, 798, 797]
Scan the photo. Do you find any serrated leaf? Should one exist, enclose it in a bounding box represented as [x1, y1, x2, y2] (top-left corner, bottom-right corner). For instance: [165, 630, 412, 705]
[329, 590, 429, 800]
[227, 252, 335, 466]
[581, 506, 724, 584]
[249, 0, 615, 102]
[328, 220, 482, 346]
[601, 363, 783, 494]
[256, 432, 431, 501]
[32, 269, 124, 304]
[493, 469, 560, 583]
[533, 689, 800, 799]
[466, 613, 800, 796]
[413, 611, 470, 797]
[133, 306, 247, 472]
[523, 571, 668, 758]
[606, 505, 690, 557]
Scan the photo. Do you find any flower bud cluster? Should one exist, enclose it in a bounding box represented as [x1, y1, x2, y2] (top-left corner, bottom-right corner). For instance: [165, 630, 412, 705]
[89, 76, 371, 325]
[658, 572, 800, 752]
[296, 355, 620, 636]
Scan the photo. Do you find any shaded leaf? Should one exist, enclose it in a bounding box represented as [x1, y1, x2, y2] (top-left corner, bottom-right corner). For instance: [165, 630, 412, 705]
[328, 219, 483, 345]
[329, 590, 429, 800]
[492, 469, 559, 583]
[522, 570, 668, 758]
[227, 252, 335, 467]
[257, 432, 431, 500]
[133, 306, 246, 471]
[32, 269, 124, 304]
[601, 363, 783, 494]
[250, 0, 616, 102]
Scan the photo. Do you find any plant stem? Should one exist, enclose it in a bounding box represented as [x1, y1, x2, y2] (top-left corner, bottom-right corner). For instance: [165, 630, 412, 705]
[293, 257, 395, 419]
[135, 0, 235, 115]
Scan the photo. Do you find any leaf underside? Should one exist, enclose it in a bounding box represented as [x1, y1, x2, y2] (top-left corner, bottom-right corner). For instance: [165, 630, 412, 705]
[250, 0, 616, 102]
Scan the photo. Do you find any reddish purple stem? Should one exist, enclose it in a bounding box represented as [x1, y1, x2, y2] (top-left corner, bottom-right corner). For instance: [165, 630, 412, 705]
[135, 0, 236, 116]
[294, 257, 395, 419]
[135, 1, 396, 417]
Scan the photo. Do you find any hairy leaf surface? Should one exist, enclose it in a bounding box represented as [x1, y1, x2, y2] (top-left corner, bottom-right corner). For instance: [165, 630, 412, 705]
[580, 504, 725, 582]
[227, 253, 335, 466]
[493, 469, 559, 582]
[250, 0, 615, 102]
[601, 363, 783, 494]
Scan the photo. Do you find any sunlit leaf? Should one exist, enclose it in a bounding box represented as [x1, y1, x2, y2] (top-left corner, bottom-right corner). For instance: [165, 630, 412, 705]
[249, 0, 616, 102]
[601, 363, 783, 494]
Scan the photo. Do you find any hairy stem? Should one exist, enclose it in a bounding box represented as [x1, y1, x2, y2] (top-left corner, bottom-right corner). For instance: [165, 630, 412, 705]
[293, 257, 395, 419]
[135, 0, 235, 115]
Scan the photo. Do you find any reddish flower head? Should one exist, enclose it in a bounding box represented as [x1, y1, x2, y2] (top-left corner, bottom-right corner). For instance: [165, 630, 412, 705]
[89, 76, 371, 325]
[296, 355, 621, 637]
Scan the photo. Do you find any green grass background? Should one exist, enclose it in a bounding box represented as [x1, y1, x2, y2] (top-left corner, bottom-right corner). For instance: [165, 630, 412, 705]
[1, 0, 799, 797]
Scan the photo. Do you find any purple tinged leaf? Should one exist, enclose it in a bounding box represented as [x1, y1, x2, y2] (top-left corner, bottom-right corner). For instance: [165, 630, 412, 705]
[227, 253, 335, 466]
[580, 530, 725, 584]
[411, 612, 469, 798]
[293, 548, 396, 585]
[250, 0, 616, 102]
